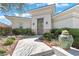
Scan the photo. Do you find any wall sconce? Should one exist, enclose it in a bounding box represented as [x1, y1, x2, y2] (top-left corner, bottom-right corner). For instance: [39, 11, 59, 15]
[46, 21, 48, 24]
[33, 23, 35, 25]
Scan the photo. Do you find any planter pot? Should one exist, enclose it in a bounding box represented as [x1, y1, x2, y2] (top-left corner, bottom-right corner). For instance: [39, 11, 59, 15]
[58, 35, 74, 50]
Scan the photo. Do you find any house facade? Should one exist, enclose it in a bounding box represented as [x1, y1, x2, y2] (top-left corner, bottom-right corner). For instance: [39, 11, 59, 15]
[5, 4, 79, 34]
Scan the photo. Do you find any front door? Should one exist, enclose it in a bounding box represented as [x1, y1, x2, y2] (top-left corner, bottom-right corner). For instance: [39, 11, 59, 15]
[37, 18, 44, 35]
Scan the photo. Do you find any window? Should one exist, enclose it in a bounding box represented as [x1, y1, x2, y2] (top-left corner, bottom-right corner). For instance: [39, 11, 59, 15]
[19, 26, 23, 29]
[19, 23, 23, 28]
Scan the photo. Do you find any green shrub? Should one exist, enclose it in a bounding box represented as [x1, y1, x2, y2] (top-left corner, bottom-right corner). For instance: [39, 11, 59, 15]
[0, 48, 6, 56]
[67, 28, 79, 49]
[0, 28, 12, 36]
[68, 29, 79, 38]
[12, 28, 22, 35]
[51, 33, 55, 39]
[8, 36, 16, 40]
[3, 39, 14, 46]
[72, 38, 79, 49]
[50, 29, 57, 34]
[12, 28, 35, 35]
[43, 32, 52, 41]
[25, 28, 32, 35]
[52, 29, 63, 39]
[3, 37, 16, 46]
[0, 29, 5, 36]
[55, 29, 63, 35]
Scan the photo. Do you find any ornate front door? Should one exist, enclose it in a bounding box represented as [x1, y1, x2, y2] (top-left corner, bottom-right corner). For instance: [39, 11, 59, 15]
[37, 18, 44, 35]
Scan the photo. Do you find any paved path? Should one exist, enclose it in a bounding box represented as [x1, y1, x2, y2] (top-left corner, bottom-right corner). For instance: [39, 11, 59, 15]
[12, 37, 53, 56]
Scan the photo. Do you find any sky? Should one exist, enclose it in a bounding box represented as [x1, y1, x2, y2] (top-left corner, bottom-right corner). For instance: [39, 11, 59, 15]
[56, 3, 76, 14]
[0, 3, 76, 26]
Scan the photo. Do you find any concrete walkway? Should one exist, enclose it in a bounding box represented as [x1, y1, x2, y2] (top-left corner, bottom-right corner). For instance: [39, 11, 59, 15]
[12, 37, 53, 56]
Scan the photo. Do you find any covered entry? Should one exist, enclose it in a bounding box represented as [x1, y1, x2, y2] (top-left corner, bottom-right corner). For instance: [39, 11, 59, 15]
[28, 5, 55, 34]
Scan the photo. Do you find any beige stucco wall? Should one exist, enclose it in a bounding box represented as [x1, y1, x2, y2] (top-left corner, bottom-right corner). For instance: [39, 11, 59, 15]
[72, 13, 79, 28]
[52, 5, 79, 29]
[5, 16, 31, 29]
[73, 18, 79, 28]
[52, 13, 74, 28]
[53, 17, 74, 28]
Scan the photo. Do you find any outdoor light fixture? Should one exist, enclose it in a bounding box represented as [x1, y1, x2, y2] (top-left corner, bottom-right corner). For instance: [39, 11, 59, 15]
[33, 23, 35, 25]
[46, 21, 48, 24]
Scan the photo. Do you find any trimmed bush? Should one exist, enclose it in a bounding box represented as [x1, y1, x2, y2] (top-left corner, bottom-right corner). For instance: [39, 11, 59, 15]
[0, 28, 35, 36]
[25, 28, 33, 35]
[12, 28, 23, 35]
[51, 29, 63, 39]
[50, 29, 57, 34]
[12, 28, 35, 35]
[68, 29, 79, 38]
[72, 38, 79, 49]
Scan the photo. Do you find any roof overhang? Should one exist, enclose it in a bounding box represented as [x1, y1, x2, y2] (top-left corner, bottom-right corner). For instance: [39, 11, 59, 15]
[27, 4, 55, 16]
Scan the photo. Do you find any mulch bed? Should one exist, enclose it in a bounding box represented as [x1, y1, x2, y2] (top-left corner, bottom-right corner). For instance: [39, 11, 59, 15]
[42, 40, 60, 48]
